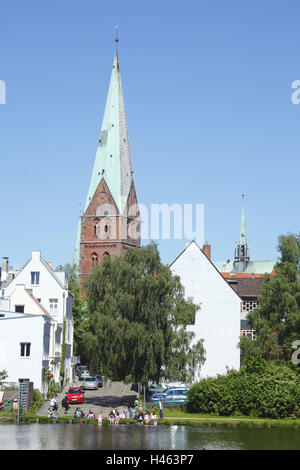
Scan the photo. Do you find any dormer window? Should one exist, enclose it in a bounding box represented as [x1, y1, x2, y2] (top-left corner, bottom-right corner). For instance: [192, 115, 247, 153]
[31, 272, 40, 285]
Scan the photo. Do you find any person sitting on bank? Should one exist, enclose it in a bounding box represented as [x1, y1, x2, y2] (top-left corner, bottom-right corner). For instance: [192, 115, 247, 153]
[114, 408, 120, 424]
[97, 411, 103, 425]
[138, 411, 144, 425]
[74, 407, 84, 418]
[150, 411, 158, 426]
[48, 407, 58, 418]
[144, 411, 150, 425]
[109, 409, 115, 424]
[87, 409, 96, 419]
[49, 396, 58, 412]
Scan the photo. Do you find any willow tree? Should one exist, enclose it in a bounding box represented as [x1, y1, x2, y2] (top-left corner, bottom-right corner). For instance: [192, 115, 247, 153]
[83, 243, 205, 385]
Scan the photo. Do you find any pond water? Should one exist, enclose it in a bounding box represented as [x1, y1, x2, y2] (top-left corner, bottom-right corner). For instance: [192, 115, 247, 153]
[0, 423, 299, 450]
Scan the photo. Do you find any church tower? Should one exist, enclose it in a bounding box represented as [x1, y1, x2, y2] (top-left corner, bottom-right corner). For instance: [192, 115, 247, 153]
[234, 193, 250, 270]
[73, 39, 141, 285]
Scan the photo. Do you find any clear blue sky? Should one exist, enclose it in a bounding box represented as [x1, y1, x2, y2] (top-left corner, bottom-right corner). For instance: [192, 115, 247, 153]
[0, 0, 299, 270]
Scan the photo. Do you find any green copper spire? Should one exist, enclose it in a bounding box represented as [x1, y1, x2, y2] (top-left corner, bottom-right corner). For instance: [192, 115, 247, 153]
[84, 42, 133, 214]
[72, 39, 135, 266]
[239, 193, 247, 246]
[234, 193, 250, 265]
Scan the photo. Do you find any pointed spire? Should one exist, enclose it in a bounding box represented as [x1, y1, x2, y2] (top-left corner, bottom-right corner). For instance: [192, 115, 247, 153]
[84, 37, 134, 214]
[239, 193, 247, 246]
[72, 38, 136, 267]
[234, 193, 250, 264]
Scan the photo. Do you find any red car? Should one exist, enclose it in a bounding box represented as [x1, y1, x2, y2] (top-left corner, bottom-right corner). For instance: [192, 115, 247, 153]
[67, 386, 84, 404]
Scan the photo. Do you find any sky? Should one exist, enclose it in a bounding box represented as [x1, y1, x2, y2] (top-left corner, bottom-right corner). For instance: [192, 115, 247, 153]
[0, 0, 299, 270]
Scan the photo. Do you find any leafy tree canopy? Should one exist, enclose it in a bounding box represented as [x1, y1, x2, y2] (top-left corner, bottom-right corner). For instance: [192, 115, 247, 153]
[56, 263, 89, 362]
[246, 233, 300, 362]
[83, 243, 205, 385]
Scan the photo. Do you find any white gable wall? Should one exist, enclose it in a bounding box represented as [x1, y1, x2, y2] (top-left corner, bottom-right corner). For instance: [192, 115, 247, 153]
[4, 251, 66, 325]
[0, 313, 51, 392]
[171, 242, 241, 380]
[3, 251, 74, 384]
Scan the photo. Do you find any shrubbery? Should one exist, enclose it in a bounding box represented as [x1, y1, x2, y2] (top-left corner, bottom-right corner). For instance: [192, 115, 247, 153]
[30, 389, 44, 413]
[187, 360, 300, 418]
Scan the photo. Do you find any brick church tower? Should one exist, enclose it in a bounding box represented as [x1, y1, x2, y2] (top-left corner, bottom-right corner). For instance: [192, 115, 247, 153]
[73, 39, 141, 286]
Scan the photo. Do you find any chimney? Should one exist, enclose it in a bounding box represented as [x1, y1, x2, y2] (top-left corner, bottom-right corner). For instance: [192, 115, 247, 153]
[203, 244, 211, 260]
[1, 257, 9, 282]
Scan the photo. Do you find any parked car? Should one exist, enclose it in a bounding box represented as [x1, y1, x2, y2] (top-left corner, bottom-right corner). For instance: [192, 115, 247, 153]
[148, 383, 165, 395]
[67, 386, 84, 404]
[78, 369, 91, 381]
[81, 376, 99, 390]
[94, 374, 103, 388]
[75, 365, 88, 376]
[149, 387, 189, 407]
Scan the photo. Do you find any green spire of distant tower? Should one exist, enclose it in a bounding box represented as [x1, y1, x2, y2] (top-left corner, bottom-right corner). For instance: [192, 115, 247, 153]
[234, 193, 250, 265]
[239, 193, 247, 246]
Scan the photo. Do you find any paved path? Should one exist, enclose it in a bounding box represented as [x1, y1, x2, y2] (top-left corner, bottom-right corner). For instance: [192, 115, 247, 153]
[38, 377, 137, 418]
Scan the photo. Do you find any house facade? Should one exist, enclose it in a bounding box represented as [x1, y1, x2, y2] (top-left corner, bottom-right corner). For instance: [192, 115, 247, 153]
[170, 241, 241, 380]
[0, 251, 74, 392]
[0, 309, 51, 393]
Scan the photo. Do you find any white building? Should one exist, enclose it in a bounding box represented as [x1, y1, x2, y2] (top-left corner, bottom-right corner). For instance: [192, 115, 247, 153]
[170, 241, 241, 380]
[0, 305, 52, 393]
[0, 251, 74, 392]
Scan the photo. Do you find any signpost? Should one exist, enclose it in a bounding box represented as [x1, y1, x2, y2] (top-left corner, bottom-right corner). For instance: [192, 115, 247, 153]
[17, 378, 29, 425]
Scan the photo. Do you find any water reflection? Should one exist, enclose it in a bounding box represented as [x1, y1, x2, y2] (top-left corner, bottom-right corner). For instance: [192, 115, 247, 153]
[0, 423, 299, 450]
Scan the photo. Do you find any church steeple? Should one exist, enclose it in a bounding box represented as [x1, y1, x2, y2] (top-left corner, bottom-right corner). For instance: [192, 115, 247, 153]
[72, 39, 140, 277]
[84, 40, 134, 215]
[234, 193, 250, 266]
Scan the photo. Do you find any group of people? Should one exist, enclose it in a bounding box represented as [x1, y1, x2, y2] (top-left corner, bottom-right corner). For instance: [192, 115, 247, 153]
[48, 393, 163, 426]
[73, 407, 103, 424]
[108, 407, 128, 424]
[137, 409, 158, 426]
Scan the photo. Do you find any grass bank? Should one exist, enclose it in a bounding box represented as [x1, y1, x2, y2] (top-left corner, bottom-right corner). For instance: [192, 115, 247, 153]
[1, 410, 300, 428]
[159, 408, 300, 428]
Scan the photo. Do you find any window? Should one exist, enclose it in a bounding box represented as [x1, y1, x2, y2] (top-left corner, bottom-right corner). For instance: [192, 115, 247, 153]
[31, 271, 40, 285]
[20, 342, 31, 357]
[49, 299, 58, 315]
[92, 253, 98, 268]
[15, 305, 24, 313]
[242, 301, 259, 313]
[242, 330, 256, 340]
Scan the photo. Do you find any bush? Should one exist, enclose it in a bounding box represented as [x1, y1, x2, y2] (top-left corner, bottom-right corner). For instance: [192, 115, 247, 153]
[30, 389, 44, 413]
[187, 362, 300, 419]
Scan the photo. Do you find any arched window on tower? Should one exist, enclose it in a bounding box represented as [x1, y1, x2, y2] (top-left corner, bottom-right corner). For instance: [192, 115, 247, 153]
[91, 253, 98, 268]
[93, 219, 100, 237]
[104, 224, 111, 235]
[103, 252, 110, 259]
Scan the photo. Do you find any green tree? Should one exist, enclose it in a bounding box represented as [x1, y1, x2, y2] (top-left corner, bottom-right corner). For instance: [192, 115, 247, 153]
[0, 370, 8, 388]
[83, 243, 205, 385]
[247, 233, 300, 361]
[56, 263, 89, 363]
